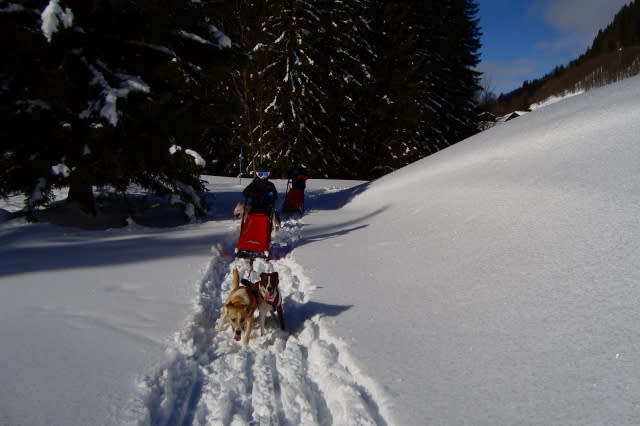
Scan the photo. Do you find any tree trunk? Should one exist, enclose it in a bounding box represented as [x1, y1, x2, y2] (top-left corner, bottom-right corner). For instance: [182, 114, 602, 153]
[67, 174, 96, 216]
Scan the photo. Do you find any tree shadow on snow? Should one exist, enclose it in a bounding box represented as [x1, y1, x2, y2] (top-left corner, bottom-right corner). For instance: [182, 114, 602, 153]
[0, 180, 373, 277]
[290, 205, 388, 250]
[301, 181, 370, 212]
[284, 300, 353, 334]
[0, 225, 239, 278]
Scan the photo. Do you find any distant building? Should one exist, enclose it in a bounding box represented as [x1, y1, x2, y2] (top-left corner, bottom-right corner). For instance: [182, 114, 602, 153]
[477, 110, 529, 132]
[497, 110, 528, 124]
[477, 111, 497, 131]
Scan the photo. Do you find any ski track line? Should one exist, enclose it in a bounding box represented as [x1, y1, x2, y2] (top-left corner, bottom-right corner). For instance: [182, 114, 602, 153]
[137, 217, 389, 426]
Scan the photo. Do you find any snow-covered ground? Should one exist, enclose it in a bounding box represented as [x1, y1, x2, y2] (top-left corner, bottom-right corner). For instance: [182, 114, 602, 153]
[3, 75, 640, 425]
[529, 89, 585, 110]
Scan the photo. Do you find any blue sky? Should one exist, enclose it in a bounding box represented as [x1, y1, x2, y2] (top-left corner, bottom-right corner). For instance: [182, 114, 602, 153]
[476, 0, 632, 95]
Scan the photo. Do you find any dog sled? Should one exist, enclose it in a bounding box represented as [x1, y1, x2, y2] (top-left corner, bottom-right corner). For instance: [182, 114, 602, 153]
[281, 180, 305, 214]
[235, 205, 275, 259]
[235, 211, 273, 258]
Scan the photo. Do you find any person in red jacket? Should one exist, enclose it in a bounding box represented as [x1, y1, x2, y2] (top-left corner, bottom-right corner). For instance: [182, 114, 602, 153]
[289, 159, 308, 190]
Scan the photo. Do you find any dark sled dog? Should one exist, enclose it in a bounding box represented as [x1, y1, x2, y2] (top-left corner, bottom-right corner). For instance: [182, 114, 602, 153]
[241, 271, 285, 336]
[257, 271, 285, 335]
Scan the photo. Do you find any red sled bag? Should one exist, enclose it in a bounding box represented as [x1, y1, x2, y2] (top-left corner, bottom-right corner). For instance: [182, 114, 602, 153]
[282, 187, 304, 213]
[235, 212, 272, 258]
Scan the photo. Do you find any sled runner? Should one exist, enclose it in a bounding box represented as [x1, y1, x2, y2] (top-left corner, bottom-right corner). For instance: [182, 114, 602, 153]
[281, 180, 305, 214]
[235, 211, 273, 258]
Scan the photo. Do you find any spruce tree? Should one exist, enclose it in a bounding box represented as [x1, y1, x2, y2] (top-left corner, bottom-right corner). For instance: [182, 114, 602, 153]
[220, 0, 375, 179]
[360, 0, 424, 178]
[418, 0, 482, 154]
[317, 0, 375, 178]
[0, 0, 235, 217]
[254, 0, 330, 175]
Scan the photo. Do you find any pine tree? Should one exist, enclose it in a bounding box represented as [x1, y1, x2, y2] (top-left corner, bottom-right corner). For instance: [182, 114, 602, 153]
[359, 1, 424, 178]
[588, 0, 640, 57]
[220, 0, 375, 179]
[213, 0, 271, 176]
[417, 0, 482, 154]
[317, 0, 375, 178]
[0, 0, 235, 216]
[354, 0, 481, 176]
[253, 0, 330, 175]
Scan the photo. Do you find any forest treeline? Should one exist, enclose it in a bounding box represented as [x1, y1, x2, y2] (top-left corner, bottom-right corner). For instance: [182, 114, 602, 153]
[0, 0, 481, 215]
[484, 0, 640, 116]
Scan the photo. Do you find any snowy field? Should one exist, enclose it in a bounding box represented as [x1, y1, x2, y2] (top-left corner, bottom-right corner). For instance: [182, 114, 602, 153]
[3, 75, 640, 425]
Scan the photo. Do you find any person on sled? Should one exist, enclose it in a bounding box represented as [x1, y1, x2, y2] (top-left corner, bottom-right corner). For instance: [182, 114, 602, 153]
[243, 163, 280, 225]
[289, 159, 308, 191]
[282, 158, 308, 214]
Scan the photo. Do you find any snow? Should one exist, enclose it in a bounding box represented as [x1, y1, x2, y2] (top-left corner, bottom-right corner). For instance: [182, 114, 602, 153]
[178, 30, 212, 46]
[41, 0, 74, 43]
[209, 25, 231, 49]
[85, 63, 151, 126]
[185, 149, 206, 167]
[51, 163, 70, 177]
[3, 75, 640, 425]
[169, 146, 206, 168]
[530, 89, 585, 110]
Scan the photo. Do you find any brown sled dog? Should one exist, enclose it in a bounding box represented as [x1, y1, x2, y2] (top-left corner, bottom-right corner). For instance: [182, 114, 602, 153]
[232, 201, 245, 220]
[232, 201, 281, 231]
[219, 267, 258, 346]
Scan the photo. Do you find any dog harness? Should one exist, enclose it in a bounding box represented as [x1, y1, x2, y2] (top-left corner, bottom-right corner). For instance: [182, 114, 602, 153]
[241, 277, 279, 307]
[262, 290, 280, 308]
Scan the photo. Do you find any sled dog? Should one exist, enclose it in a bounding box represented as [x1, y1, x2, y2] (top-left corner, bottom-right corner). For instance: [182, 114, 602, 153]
[219, 267, 258, 346]
[256, 272, 285, 336]
[232, 201, 245, 220]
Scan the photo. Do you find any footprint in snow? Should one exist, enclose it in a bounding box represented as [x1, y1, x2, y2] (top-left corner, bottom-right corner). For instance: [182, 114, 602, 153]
[138, 218, 387, 426]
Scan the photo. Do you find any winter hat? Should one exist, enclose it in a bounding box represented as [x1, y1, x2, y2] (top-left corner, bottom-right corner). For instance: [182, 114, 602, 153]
[256, 162, 270, 178]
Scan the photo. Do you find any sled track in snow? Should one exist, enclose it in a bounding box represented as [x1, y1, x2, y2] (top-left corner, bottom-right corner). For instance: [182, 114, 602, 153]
[140, 217, 388, 426]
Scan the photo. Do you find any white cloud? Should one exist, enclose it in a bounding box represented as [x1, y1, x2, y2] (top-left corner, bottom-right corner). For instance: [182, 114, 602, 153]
[530, 0, 632, 54]
[477, 58, 537, 94]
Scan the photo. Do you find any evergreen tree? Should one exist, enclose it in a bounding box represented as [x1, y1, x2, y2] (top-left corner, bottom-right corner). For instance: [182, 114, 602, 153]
[356, 0, 481, 177]
[317, 0, 375, 178]
[359, 1, 426, 178]
[0, 0, 235, 216]
[213, 0, 482, 181]
[588, 0, 640, 57]
[214, 0, 271, 176]
[220, 0, 375, 179]
[418, 0, 482, 153]
[2, 0, 485, 196]
[254, 0, 330, 175]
